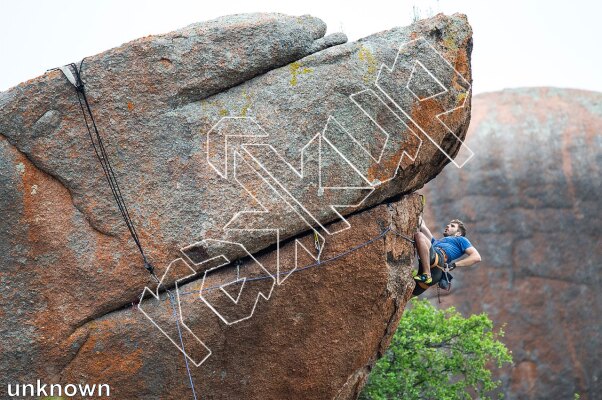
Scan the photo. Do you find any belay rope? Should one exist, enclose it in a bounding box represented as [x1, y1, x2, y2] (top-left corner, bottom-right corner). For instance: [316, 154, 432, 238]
[57, 61, 198, 400]
[57, 61, 446, 397]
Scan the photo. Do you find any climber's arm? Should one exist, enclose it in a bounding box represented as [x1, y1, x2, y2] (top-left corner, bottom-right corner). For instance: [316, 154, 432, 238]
[418, 216, 433, 241]
[454, 246, 482, 267]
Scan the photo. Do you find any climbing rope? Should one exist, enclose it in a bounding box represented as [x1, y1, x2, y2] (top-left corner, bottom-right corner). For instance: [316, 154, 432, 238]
[57, 61, 157, 279]
[178, 223, 420, 298]
[57, 61, 426, 398]
[168, 290, 199, 400]
[57, 62, 196, 396]
[177, 227, 390, 297]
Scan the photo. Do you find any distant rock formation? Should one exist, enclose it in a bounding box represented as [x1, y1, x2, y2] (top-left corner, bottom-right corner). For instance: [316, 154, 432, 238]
[0, 13, 472, 398]
[421, 88, 601, 400]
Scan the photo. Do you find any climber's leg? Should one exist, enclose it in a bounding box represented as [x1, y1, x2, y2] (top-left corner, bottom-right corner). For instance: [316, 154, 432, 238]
[413, 232, 432, 284]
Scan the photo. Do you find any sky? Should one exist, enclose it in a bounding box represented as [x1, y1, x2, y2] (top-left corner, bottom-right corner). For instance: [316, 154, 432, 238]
[0, 0, 600, 94]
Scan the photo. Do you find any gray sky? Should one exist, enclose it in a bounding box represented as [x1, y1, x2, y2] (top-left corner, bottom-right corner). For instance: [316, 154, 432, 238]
[1, 0, 600, 94]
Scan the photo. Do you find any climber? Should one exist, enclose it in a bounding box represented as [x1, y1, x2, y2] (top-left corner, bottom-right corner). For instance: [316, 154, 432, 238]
[412, 217, 481, 296]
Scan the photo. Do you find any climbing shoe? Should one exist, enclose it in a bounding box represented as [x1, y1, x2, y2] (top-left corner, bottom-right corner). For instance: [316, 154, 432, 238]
[414, 273, 432, 284]
[412, 269, 418, 277]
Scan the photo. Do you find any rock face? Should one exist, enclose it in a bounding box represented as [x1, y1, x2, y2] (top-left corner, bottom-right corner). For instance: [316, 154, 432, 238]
[421, 88, 601, 399]
[60, 198, 422, 400]
[0, 13, 472, 399]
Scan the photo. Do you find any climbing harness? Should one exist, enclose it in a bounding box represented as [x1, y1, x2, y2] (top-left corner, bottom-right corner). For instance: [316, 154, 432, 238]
[406, 194, 456, 302]
[436, 263, 454, 303]
[57, 61, 196, 399]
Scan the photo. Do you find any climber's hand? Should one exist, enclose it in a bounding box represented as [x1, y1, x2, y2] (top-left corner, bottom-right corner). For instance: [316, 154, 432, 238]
[445, 262, 457, 271]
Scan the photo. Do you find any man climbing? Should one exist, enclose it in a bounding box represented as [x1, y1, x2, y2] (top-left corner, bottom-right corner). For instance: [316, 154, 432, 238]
[412, 217, 481, 296]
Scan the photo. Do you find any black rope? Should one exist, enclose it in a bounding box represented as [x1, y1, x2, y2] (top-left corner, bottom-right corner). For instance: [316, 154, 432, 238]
[61, 61, 157, 279]
[178, 226, 405, 297]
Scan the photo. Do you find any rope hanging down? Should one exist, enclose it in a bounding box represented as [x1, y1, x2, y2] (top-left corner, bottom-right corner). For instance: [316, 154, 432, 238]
[58, 61, 197, 399]
[58, 62, 157, 280]
[57, 62, 427, 397]
[168, 290, 199, 400]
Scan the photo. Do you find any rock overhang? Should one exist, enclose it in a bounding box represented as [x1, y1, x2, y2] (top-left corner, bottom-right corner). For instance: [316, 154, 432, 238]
[0, 12, 473, 399]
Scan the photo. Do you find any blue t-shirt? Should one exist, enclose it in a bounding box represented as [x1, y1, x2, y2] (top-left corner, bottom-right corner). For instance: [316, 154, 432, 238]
[431, 236, 473, 262]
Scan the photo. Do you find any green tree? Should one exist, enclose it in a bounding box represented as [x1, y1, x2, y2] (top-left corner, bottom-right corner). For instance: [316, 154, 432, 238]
[360, 298, 512, 400]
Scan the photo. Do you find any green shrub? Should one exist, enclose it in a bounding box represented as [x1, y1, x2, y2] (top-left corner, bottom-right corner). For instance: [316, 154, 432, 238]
[360, 298, 512, 400]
